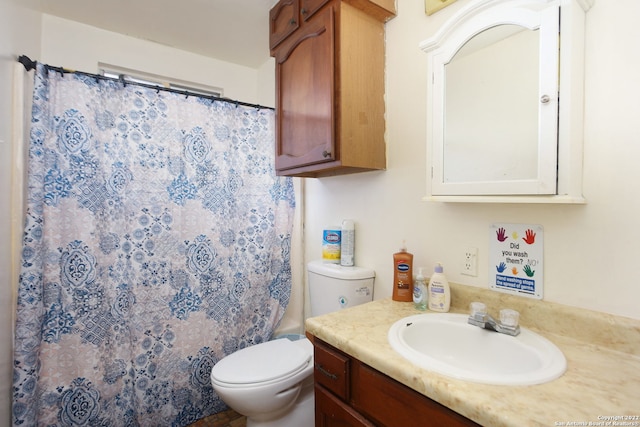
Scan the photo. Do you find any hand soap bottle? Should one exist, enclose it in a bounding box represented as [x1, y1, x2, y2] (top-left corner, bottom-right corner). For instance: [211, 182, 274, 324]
[428, 263, 450, 312]
[413, 267, 427, 310]
[392, 242, 413, 302]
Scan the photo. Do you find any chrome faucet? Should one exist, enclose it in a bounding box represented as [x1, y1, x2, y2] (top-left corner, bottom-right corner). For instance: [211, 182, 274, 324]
[467, 302, 521, 336]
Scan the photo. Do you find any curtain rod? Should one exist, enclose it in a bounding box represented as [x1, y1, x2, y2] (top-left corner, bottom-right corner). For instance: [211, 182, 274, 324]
[17, 55, 274, 111]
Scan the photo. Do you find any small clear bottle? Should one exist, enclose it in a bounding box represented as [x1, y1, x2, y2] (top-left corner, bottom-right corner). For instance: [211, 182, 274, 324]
[413, 267, 428, 311]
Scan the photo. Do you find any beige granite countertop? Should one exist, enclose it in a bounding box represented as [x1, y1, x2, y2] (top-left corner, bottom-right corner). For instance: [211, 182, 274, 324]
[305, 283, 640, 427]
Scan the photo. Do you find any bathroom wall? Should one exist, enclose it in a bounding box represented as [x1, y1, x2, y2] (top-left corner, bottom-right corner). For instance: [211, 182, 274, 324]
[0, 0, 41, 424]
[303, 0, 640, 321]
[39, 15, 259, 104]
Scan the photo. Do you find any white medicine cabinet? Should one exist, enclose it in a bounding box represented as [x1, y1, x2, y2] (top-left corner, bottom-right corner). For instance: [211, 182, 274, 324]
[421, 0, 594, 203]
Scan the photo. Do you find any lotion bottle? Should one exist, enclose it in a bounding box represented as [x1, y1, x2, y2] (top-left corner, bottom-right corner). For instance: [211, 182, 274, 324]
[392, 242, 413, 302]
[428, 263, 450, 312]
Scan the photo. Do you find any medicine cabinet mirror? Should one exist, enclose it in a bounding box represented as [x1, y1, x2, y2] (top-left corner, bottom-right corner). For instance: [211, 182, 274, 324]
[421, 0, 594, 202]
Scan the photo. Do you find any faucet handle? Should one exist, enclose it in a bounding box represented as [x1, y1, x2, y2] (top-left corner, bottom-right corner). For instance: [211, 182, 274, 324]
[499, 308, 520, 328]
[469, 302, 487, 317]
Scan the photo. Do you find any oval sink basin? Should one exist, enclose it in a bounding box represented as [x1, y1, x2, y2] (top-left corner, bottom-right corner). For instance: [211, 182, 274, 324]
[388, 313, 566, 386]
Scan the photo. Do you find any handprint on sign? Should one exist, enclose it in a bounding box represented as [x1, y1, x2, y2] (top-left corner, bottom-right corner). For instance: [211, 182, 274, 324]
[523, 229, 536, 245]
[496, 227, 508, 242]
[496, 262, 507, 273]
[523, 265, 535, 277]
[511, 267, 519, 275]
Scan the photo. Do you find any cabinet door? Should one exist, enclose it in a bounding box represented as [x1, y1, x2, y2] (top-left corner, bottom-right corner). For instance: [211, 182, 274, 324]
[315, 384, 376, 427]
[301, 0, 331, 21]
[274, 6, 335, 172]
[269, 0, 300, 50]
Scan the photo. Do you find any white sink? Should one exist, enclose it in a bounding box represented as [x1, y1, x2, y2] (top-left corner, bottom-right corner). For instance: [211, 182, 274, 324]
[387, 313, 566, 386]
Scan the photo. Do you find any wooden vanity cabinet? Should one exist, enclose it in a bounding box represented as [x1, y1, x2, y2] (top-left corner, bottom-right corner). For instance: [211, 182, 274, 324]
[269, 0, 395, 178]
[312, 337, 481, 427]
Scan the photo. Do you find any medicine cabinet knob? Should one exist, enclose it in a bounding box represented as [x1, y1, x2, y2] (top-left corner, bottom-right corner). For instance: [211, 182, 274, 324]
[322, 150, 331, 158]
[540, 94, 551, 104]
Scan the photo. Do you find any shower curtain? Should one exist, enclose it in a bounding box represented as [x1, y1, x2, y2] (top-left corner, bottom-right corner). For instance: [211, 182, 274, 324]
[12, 64, 295, 426]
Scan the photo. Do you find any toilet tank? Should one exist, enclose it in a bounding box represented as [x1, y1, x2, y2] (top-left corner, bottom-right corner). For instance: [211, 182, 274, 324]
[307, 260, 375, 317]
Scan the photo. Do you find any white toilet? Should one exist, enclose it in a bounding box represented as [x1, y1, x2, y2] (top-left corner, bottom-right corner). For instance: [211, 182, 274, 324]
[210, 260, 375, 427]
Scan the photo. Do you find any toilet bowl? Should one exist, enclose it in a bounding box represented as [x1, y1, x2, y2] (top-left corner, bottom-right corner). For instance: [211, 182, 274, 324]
[210, 261, 375, 426]
[210, 336, 314, 427]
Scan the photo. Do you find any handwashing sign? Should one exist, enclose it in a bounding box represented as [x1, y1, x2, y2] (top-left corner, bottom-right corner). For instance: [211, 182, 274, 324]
[489, 223, 544, 299]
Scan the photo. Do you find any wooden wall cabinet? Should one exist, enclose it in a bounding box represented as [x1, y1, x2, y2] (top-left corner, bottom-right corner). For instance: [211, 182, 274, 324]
[269, 0, 396, 177]
[312, 337, 481, 427]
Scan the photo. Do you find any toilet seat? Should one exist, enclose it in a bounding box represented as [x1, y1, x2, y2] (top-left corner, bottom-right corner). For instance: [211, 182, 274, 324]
[211, 338, 312, 387]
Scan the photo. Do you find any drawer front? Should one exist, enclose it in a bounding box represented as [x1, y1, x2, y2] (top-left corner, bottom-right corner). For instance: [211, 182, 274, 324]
[352, 362, 481, 427]
[314, 341, 350, 400]
[315, 384, 375, 427]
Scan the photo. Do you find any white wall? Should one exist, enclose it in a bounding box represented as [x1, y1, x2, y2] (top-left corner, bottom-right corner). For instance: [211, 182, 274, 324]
[0, 1, 41, 424]
[40, 15, 261, 104]
[304, 0, 640, 321]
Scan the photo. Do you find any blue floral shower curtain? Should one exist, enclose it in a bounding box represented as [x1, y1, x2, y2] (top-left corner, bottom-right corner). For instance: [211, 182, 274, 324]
[13, 64, 295, 426]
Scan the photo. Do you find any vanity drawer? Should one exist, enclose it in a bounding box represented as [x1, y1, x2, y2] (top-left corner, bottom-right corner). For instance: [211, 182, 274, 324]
[314, 340, 350, 400]
[351, 362, 480, 427]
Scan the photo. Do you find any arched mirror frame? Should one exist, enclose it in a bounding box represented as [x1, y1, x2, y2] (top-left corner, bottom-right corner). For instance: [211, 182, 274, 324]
[421, 0, 594, 203]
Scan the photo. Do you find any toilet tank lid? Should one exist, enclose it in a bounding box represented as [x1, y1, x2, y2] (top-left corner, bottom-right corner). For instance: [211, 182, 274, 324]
[307, 260, 375, 280]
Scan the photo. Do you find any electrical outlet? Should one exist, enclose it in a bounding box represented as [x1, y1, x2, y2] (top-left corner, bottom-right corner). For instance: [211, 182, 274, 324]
[462, 247, 478, 276]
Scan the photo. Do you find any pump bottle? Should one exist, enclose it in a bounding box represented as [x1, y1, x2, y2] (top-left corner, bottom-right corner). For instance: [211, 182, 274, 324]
[392, 242, 413, 302]
[428, 263, 450, 312]
[413, 267, 428, 310]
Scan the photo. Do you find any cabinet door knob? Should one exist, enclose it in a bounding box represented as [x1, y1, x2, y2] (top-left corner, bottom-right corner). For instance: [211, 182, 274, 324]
[540, 94, 551, 104]
[290, 18, 297, 25]
[322, 150, 331, 158]
[301, 8, 307, 15]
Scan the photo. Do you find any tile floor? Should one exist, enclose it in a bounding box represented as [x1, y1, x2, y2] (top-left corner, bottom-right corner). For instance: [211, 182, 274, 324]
[187, 409, 246, 427]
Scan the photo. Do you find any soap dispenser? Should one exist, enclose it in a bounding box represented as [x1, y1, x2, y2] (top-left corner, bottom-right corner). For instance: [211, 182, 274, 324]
[428, 263, 450, 312]
[413, 267, 428, 311]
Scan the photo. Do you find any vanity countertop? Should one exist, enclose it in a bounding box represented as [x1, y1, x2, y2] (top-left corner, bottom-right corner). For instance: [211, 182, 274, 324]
[304, 284, 640, 427]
